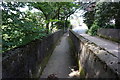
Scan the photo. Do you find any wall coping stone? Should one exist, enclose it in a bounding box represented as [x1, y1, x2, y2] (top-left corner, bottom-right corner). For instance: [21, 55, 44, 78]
[70, 30, 120, 77]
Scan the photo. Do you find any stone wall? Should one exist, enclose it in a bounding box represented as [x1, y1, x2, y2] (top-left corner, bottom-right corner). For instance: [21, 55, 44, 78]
[97, 28, 120, 43]
[2, 30, 64, 78]
[69, 30, 120, 78]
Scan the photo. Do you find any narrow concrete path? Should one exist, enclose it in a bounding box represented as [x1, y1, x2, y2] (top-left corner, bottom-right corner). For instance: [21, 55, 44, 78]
[40, 33, 75, 78]
[80, 34, 119, 58]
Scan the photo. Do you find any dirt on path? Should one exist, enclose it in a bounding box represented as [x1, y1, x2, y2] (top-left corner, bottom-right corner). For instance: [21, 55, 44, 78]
[40, 33, 75, 78]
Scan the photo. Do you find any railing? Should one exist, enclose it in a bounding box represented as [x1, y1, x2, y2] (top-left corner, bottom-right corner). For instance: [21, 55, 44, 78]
[2, 30, 64, 78]
[69, 30, 119, 78]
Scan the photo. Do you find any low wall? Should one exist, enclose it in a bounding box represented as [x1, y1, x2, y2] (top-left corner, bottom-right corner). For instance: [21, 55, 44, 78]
[69, 30, 120, 78]
[97, 28, 120, 43]
[2, 30, 64, 78]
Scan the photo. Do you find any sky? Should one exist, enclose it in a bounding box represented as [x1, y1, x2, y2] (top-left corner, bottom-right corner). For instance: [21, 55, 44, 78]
[19, 5, 88, 31]
[19, 6, 39, 13]
[70, 9, 88, 28]
[20, 5, 86, 27]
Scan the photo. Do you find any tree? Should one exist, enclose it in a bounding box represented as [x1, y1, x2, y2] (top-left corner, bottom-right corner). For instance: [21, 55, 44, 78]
[2, 2, 47, 52]
[84, 2, 120, 29]
[58, 2, 79, 29]
[31, 2, 79, 33]
[83, 11, 95, 29]
[95, 2, 120, 29]
[30, 2, 60, 33]
[2, 2, 26, 51]
[2, 2, 80, 52]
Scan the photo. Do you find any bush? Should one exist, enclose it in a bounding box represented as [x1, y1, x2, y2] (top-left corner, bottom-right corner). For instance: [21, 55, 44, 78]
[88, 21, 100, 36]
[55, 20, 70, 29]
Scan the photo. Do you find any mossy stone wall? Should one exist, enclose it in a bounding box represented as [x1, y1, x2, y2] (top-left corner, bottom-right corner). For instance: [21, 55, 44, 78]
[2, 30, 64, 78]
[69, 30, 119, 78]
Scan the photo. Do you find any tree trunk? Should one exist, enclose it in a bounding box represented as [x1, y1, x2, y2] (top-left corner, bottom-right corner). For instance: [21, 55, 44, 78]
[46, 22, 49, 34]
[115, 17, 120, 29]
[50, 22, 53, 32]
[58, 7, 60, 20]
[115, 7, 120, 29]
[65, 17, 68, 29]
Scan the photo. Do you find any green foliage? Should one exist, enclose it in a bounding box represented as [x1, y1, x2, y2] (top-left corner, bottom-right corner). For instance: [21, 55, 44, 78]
[95, 2, 120, 29]
[31, 2, 80, 32]
[2, 2, 47, 52]
[66, 20, 70, 27]
[88, 21, 100, 36]
[84, 11, 95, 29]
[55, 20, 70, 29]
[55, 21, 65, 29]
[2, 2, 80, 52]
[84, 2, 120, 30]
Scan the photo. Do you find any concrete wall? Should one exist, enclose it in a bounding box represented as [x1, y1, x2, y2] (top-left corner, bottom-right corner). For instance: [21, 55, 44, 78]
[69, 30, 120, 78]
[97, 28, 120, 42]
[2, 30, 64, 78]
